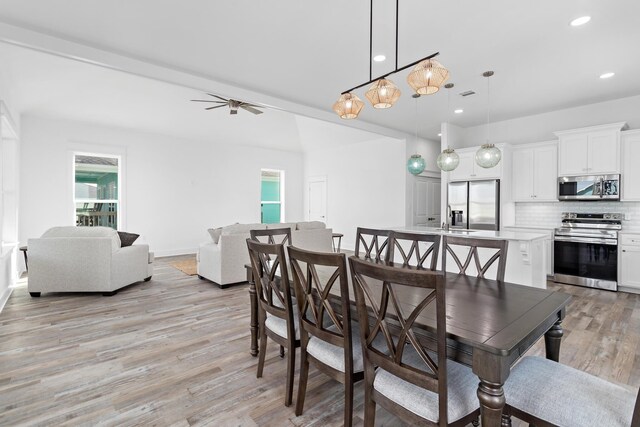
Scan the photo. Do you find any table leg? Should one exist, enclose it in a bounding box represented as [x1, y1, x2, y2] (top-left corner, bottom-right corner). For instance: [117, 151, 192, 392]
[544, 318, 563, 362]
[478, 379, 506, 427]
[247, 268, 259, 357]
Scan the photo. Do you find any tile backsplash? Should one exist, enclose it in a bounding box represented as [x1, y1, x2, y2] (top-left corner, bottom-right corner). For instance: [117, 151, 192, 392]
[515, 201, 640, 231]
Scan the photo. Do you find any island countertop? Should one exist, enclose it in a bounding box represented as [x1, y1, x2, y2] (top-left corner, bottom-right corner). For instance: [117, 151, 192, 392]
[391, 226, 549, 242]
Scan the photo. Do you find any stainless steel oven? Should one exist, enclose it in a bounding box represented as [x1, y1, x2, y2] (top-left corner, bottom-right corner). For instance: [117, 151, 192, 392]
[557, 174, 620, 201]
[553, 213, 621, 291]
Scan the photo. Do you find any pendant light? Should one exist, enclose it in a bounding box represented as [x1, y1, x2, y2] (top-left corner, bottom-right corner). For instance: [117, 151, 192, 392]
[475, 71, 502, 168]
[407, 94, 426, 175]
[407, 58, 450, 95]
[365, 78, 401, 109]
[437, 83, 460, 172]
[332, 93, 364, 119]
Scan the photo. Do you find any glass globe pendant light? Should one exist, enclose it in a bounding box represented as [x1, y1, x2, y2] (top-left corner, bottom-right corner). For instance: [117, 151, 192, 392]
[437, 83, 460, 172]
[332, 93, 364, 119]
[407, 95, 426, 175]
[475, 71, 502, 168]
[437, 148, 460, 171]
[365, 78, 401, 109]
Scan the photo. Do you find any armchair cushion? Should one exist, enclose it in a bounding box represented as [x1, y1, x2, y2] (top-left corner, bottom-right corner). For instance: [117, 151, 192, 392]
[42, 226, 121, 252]
[296, 221, 326, 230]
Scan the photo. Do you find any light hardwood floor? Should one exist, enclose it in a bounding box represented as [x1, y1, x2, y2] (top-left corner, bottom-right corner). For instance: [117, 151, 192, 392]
[1, 255, 639, 426]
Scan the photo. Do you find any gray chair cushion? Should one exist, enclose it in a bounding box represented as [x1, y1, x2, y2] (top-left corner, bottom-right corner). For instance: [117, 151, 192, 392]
[306, 324, 389, 373]
[504, 356, 637, 427]
[373, 346, 479, 423]
[265, 304, 299, 340]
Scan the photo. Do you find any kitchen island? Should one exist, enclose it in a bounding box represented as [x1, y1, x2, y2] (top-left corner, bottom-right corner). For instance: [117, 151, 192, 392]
[393, 226, 549, 288]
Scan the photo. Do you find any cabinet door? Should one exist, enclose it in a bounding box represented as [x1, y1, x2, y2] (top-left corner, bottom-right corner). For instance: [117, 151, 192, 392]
[512, 149, 534, 201]
[533, 145, 558, 201]
[620, 246, 640, 289]
[622, 133, 640, 201]
[473, 156, 502, 179]
[588, 131, 619, 174]
[448, 151, 475, 181]
[558, 134, 588, 176]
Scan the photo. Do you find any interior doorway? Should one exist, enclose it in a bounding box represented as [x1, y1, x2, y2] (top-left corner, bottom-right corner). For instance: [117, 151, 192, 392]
[413, 176, 441, 227]
[308, 176, 327, 223]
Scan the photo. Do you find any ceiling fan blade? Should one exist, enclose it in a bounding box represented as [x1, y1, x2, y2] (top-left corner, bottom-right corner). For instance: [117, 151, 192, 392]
[207, 93, 229, 102]
[240, 104, 263, 115]
[191, 99, 226, 103]
[205, 105, 228, 110]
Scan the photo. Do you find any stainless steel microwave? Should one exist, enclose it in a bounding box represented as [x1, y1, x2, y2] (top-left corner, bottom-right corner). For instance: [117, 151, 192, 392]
[557, 174, 620, 201]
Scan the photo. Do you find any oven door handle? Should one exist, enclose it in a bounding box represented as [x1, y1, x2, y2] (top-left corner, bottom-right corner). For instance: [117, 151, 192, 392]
[554, 236, 618, 245]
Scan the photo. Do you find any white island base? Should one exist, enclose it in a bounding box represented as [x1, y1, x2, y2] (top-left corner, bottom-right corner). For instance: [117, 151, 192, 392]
[393, 226, 549, 289]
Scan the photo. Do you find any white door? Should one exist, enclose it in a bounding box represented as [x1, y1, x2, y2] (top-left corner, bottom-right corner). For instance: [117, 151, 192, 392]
[308, 176, 327, 223]
[413, 177, 441, 227]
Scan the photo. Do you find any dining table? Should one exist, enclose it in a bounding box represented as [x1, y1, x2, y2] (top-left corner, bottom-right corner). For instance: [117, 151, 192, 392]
[244, 262, 571, 427]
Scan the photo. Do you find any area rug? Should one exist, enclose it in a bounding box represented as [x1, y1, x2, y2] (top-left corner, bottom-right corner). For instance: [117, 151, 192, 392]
[170, 259, 198, 276]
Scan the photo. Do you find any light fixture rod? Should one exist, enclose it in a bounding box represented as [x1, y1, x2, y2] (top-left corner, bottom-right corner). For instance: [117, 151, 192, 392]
[341, 51, 440, 95]
[369, 0, 373, 82]
[395, 0, 399, 71]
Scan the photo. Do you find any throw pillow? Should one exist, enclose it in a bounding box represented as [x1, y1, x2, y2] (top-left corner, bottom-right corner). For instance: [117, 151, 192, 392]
[208, 227, 223, 244]
[118, 231, 140, 247]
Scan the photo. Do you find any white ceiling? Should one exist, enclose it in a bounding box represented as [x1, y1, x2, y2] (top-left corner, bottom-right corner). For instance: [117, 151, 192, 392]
[0, 0, 639, 142]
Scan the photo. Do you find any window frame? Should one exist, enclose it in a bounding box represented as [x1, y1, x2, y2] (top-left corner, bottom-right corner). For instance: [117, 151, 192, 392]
[71, 150, 123, 230]
[260, 168, 285, 224]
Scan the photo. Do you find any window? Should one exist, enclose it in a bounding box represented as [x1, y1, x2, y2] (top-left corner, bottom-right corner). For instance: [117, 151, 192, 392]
[73, 154, 120, 229]
[260, 169, 284, 224]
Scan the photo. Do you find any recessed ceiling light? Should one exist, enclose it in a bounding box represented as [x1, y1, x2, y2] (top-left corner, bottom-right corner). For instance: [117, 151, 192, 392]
[570, 16, 591, 27]
[454, 109, 463, 114]
[437, 133, 442, 137]
[600, 72, 615, 79]
[373, 54, 386, 62]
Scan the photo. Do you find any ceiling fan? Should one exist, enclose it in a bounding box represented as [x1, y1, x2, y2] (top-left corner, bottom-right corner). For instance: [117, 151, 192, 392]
[191, 93, 264, 115]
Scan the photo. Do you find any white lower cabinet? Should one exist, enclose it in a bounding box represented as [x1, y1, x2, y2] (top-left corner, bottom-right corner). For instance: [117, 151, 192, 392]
[503, 227, 554, 277]
[619, 233, 640, 291]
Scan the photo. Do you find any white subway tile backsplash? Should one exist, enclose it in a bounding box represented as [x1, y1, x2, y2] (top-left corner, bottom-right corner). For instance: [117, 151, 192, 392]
[515, 202, 640, 230]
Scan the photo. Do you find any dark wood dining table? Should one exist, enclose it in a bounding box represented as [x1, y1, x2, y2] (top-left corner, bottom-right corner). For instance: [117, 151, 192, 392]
[245, 263, 571, 427]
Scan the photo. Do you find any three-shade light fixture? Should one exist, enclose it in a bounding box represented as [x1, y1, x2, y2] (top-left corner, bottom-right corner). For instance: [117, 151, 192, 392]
[332, 0, 450, 119]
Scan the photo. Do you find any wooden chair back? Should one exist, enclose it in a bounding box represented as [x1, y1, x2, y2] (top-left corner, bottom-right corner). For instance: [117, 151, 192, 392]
[442, 235, 508, 281]
[387, 231, 441, 270]
[250, 227, 293, 245]
[287, 246, 353, 361]
[354, 227, 391, 263]
[246, 239, 296, 338]
[348, 256, 449, 425]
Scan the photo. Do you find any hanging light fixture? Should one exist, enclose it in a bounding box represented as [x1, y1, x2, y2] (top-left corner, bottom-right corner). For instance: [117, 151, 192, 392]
[407, 58, 450, 95]
[437, 83, 460, 172]
[407, 94, 426, 175]
[475, 71, 502, 168]
[365, 78, 401, 109]
[332, 93, 365, 119]
[333, 0, 448, 118]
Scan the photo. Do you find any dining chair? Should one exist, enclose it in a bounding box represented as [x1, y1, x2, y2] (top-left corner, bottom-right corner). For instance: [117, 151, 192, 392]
[348, 256, 481, 427]
[387, 231, 441, 270]
[502, 356, 640, 427]
[250, 227, 292, 245]
[442, 235, 508, 281]
[354, 227, 391, 263]
[246, 238, 299, 407]
[287, 245, 362, 427]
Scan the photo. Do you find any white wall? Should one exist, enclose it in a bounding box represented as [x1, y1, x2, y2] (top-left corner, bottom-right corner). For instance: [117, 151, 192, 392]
[455, 95, 640, 148]
[19, 115, 304, 256]
[304, 137, 406, 251]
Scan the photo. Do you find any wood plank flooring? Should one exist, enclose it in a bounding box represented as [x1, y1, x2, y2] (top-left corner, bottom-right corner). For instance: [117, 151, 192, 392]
[1, 254, 639, 426]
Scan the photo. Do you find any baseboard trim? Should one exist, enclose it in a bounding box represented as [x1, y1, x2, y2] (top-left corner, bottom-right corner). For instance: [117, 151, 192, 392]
[0, 286, 13, 314]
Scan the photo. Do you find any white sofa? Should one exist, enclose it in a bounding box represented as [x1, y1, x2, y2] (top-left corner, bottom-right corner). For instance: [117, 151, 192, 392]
[28, 226, 154, 297]
[197, 221, 333, 288]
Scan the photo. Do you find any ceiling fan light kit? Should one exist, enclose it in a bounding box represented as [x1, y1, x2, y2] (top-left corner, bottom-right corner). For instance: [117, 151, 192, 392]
[333, 0, 449, 119]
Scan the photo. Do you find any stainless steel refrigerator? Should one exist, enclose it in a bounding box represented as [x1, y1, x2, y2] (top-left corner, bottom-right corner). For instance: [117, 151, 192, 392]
[447, 180, 500, 230]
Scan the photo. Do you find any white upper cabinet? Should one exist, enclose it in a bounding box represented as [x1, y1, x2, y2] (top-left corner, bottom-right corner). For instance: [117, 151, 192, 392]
[555, 122, 625, 176]
[622, 130, 640, 201]
[512, 142, 558, 202]
[448, 145, 504, 182]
